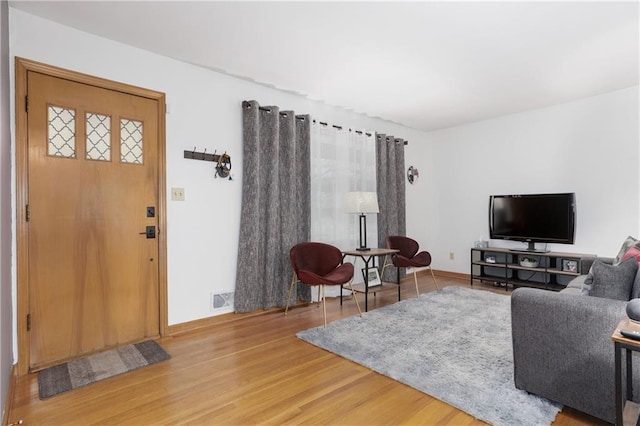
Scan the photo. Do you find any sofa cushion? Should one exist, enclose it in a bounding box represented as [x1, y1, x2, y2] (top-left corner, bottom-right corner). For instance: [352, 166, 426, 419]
[620, 245, 640, 299]
[622, 245, 640, 264]
[583, 257, 638, 301]
[580, 258, 612, 294]
[614, 236, 639, 264]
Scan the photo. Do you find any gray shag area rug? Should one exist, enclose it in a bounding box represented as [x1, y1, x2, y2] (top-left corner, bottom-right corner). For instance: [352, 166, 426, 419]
[38, 340, 170, 399]
[297, 286, 561, 426]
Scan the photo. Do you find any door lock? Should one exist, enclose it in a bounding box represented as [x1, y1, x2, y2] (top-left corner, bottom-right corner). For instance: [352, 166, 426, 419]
[139, 226, 156, 239]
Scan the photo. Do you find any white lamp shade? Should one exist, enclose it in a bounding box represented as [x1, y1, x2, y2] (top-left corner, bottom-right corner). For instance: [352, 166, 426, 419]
[346, 192, 379, 214]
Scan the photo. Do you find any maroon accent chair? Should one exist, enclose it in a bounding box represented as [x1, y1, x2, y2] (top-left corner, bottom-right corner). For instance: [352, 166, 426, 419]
[383, 236, 439, 300]
[285, 242, 362, 326]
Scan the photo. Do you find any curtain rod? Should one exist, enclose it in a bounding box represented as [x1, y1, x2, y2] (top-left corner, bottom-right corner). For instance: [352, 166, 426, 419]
[312, 119, 372, 137]
[244, 101, 406, 144]
[311, 119, 408, 145]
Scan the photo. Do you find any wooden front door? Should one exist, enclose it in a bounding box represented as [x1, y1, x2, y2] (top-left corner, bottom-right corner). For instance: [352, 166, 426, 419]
[20, 63, 165, 371]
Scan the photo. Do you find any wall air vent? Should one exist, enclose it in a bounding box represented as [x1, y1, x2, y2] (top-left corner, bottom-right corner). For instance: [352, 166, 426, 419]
[211, 292, 234, 310]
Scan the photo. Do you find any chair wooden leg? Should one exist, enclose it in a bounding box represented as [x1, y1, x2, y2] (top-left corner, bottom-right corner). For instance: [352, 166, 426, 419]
[321, 285, 327, 327]
[285, 274, 298, 316]
[347, 280, 362, 317]
[429, 266, 440, 291]
[317, 286, 321, 308]
[413, 271, 420, 296]
[380, 255, 392, 281]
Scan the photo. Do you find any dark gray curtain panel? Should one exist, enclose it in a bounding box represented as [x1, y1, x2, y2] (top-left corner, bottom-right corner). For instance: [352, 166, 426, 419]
[235, 100, 311, 313]
[376, 134, 406, 281]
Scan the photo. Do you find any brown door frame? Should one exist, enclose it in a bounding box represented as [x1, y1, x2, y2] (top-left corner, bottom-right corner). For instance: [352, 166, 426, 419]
[14, 57, 168, 375]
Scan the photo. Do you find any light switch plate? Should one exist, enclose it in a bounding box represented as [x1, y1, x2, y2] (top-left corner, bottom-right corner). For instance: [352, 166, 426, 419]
[171, 187, 185, 201]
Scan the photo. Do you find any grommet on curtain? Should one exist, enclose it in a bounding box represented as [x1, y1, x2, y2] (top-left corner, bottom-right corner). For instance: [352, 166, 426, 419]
[243, 100, 275, 114]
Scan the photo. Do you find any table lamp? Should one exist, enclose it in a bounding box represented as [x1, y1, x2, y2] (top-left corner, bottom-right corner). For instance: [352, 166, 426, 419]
[346, 191, 379, 251]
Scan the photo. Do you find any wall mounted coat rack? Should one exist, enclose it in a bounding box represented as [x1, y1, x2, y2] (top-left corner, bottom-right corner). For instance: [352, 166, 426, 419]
[184, 148, 222, 162]
[184, 148, 232, 179]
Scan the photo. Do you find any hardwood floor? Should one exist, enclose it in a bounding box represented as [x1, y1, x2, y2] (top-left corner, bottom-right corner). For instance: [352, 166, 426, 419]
[8, 275, 606, 425]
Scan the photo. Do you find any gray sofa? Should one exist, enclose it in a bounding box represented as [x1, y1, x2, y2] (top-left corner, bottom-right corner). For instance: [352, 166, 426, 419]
[511, 257, 640, 424]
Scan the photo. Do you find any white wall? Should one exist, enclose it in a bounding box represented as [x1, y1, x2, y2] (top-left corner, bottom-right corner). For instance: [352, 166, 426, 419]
[7, 8, 430, 340]
[412, 86, 640, 273]
[1, 0, 13, 418]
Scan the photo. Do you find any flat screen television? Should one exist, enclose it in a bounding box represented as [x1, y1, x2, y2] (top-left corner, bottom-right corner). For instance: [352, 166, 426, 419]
[489, 193, 576, 251]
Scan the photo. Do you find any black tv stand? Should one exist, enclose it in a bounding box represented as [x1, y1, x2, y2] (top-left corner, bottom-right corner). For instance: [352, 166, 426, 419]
[471, 247, 596, 291]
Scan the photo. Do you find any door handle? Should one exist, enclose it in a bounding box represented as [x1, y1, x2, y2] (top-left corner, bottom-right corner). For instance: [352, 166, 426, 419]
[139, 226, 156, 239]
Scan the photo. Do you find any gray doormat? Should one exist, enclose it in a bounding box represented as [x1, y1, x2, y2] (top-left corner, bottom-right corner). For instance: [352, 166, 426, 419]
[38, 340, 170, 399]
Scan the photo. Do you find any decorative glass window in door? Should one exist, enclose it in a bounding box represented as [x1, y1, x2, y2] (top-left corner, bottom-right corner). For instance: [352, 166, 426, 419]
[86, 112, 111, 161]
[120, 118, 143, 164]
[48, 105, 76, 158]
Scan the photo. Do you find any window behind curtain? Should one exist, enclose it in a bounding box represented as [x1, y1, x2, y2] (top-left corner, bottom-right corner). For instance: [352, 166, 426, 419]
[310, 123, 376, 295]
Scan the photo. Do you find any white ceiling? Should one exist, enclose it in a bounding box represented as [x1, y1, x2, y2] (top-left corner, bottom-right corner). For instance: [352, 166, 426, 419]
[9, 1, 640, 132]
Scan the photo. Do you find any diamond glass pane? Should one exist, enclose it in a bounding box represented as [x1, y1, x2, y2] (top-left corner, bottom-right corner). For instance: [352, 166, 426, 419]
[86, 113, 111, 161]
[48, 105, 76, 158]
[120, 119, 143, 164]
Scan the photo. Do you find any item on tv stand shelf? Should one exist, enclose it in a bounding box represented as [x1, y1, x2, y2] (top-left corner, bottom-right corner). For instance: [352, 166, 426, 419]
[473, 239, 489, 249]
[562, 259, 578, 272]
[519, 257, 539, 268]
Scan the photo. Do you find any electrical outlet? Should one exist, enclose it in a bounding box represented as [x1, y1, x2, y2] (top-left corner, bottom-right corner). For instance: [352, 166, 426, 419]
[171, 187, 185, 201]
[449, 252, 455, 260]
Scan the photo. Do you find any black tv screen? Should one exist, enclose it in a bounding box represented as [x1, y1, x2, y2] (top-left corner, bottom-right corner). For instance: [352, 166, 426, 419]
[489, 193, 576, 249]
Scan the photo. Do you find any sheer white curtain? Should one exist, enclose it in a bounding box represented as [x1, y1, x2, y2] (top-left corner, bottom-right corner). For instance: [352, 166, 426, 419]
[310, 122, 376, 298]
